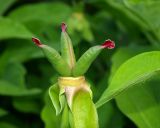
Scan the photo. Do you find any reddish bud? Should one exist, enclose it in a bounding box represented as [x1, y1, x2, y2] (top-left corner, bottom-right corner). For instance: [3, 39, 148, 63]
[32, 37, 42, 47]
[61, 22, 67, 32]
[101, 39, 115, 49]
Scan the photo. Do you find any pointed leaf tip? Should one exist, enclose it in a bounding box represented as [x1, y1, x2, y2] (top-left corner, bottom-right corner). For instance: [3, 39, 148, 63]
[32, 37, 42, 47]
[61, 22, 67, 32]
[101, 39, 115, 49]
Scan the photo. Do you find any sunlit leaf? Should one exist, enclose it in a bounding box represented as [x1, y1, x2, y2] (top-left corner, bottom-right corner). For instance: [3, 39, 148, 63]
[96, 51, 160, 107]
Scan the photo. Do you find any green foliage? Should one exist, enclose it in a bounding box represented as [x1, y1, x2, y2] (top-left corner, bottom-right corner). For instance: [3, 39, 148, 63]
[72, 90, 98, 128]
[96, 51, 160, 107]
[0, 0, 160, 127]
[0, 17, 33, 40]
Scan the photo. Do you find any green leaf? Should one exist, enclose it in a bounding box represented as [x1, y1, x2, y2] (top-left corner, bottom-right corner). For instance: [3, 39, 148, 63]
[0, 122, 17, 128]
[7, 40, 43, 63]
[49, 83, 65, 115]
[0, 0, 15, 15]
[60, 104, 70, 128]
[116, 79, 160, 128]
[110, 46, 160, 128]
[0, 108, 8, 117]
[41, 93, 61, 128]
[96, 51, 160, 108]
[2, 62, 26, 88]
[0, 17, 33, 40]
[72, 90, 98, 128]
[123, 0, 160, 41]
[0, 80, 41, 96]
[8, 2, 71, 24]
[13, 97, 41, 114]
[0, 51, 10, 76]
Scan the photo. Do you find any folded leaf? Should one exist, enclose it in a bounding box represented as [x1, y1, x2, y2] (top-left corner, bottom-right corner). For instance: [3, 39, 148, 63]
[49, 83, 65, 115]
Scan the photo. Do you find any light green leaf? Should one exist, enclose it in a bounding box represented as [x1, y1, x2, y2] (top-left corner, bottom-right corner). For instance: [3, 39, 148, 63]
[9, 2, 71, 24]
[0, 17, 33, 40]
[96, 51, 160, 108]
[72, 90, 98, 128]
[60, 104, 70, 128]
[116, 79, 160, 128]
[49, 83, 65, 115]
[110, 46, 160, 128]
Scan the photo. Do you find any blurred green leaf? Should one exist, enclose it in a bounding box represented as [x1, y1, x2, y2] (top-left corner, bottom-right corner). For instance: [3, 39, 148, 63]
[67, 12, 94, 42]
[0, 80, 41, 96]
[96, 51, 160, 107]
[0, 122, 17, 128]
[41, 93, 61, 128]
[7, 40, 43, 63]
[123, 0, 160, 41]
[2, 62, 26, 88]
[9, 2, 72, 24]
[0, 0, 15, 15]
[13, 97, 41, 114]
[0, 51, 10, 76]
[0, 17, 33, 40]
[0, 108, 8, 117]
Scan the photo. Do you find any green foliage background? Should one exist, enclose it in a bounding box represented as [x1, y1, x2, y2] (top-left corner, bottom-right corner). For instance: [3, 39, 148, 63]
[0, 0, 160, 128]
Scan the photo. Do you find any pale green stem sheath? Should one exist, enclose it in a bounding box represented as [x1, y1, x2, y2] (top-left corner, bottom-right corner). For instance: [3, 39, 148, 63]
[58, 76, 98, 128]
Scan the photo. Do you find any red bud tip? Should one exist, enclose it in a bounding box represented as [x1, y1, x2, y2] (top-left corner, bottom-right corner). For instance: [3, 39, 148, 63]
[101, 39, 115, 49]
[61, 22, 67, 32]
[32, 37, 42, 47]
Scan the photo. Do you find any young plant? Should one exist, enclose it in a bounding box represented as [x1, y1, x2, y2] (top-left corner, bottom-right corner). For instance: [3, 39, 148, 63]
[32, 23, 115, 128]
